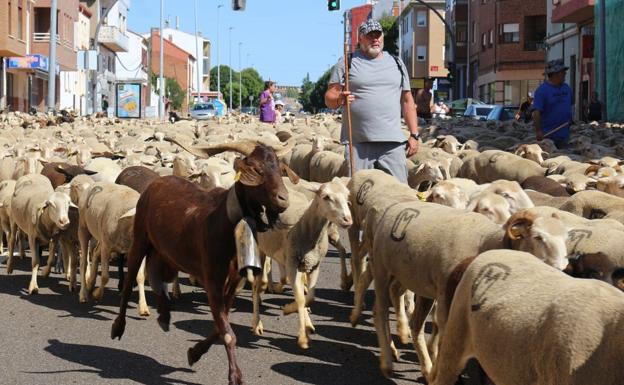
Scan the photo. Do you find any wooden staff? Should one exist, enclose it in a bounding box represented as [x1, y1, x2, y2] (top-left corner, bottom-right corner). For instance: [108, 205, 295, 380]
[344, 39, 355, 178]
[542, 121, 570, 138]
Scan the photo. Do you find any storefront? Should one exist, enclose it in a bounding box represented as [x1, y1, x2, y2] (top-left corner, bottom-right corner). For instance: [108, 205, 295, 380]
[6, 54, 58, 112]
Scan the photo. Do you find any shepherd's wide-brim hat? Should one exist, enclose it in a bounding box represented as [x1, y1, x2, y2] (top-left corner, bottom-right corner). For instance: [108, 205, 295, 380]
[359, 19, 383, 35]
[544, 59, 569, 75]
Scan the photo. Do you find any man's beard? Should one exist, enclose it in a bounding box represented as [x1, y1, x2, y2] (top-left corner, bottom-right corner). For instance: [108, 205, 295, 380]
[361, 42, 384, 58]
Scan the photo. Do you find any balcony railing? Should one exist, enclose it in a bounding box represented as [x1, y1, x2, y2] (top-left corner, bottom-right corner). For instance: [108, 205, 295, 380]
[33, 32, 60, 42]
[524, 41, 546, 51]
[98, 25, 129, 52]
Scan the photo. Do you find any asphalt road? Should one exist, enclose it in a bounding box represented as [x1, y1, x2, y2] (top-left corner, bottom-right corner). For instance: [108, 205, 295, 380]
[0, 251, 427, 385]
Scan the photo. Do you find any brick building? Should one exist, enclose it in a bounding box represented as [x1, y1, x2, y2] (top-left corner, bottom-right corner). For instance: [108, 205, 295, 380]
[150, 29, 196, 114]
[345, 4, 373, 53]
[31, 0, 79, 111]
[1, 0, 33, 112]
[468, 0, 547, 105]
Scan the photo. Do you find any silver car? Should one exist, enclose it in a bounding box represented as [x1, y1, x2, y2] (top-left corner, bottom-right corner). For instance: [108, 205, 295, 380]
[190, 103, 216, 120]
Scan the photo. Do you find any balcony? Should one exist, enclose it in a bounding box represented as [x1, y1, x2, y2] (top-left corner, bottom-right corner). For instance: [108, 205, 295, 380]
[552, 0, 594, 23]
[33, 32, 60, 42]
[98, 25, 129, 52]
[524, 41, 546, 51]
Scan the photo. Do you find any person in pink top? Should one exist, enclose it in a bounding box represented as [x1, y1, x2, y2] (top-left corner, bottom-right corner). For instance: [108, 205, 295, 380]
[259, 80, 276, 123]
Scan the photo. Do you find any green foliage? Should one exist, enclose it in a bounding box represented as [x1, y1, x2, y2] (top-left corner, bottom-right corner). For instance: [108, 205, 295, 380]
[309, 69, 332, 113]
[300, 73, 315, 112]
[379, 15, 398, 56]
[209, 65, 263, 109]
[150, 74, 186, 110]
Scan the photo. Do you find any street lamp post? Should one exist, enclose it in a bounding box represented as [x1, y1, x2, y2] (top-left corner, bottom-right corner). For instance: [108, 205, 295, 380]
[194, 0, 202, 100]
[216, 4, 223, 100]
[159, 0, 165, 120]
[238, 42, 242, 109]
[229, 26, 233, 112]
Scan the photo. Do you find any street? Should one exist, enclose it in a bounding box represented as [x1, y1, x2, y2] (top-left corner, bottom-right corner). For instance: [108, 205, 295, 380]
[0, 251, 425, 385]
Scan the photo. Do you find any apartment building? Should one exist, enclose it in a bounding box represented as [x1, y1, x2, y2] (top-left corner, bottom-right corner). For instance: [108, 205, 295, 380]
[399, 0, 450, 99]
[1, 0, 33, 112]
[446, 0, 469, 98]
[157, 26, 211, 101]
[468, 0, 546, 105]
[30, 0, 79, 111]
[149, 28, 196, 115]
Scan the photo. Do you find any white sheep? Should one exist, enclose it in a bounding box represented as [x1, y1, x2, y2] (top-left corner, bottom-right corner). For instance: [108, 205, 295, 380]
[430, 249, 624, 385]
[7, 174, 74, 294]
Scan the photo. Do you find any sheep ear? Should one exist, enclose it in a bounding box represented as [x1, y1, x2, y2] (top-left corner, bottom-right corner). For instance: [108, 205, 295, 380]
[119, 207, 136, 219]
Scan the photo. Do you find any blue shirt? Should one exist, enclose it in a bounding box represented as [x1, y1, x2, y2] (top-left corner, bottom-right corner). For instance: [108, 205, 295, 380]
[532, 82, 573, 139]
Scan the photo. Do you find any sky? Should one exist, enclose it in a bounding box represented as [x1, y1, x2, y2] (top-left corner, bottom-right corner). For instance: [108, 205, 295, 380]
[127, 0, 388, 87]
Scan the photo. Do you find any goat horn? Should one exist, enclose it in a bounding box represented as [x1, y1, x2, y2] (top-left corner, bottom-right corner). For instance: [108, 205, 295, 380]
[165, 136, 256, 158]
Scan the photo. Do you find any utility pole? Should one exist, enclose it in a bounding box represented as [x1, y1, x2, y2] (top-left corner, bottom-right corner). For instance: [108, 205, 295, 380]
[194, 0, 202, 102]
[398, 0, 402, 59]
[217, 4, 223, 100]
[238, 42, 242, 109]
[159, 0, 165, 120]
[599, 0, 607, 120]
[47, 0, 58, 112]
[229, 26, 233, 112]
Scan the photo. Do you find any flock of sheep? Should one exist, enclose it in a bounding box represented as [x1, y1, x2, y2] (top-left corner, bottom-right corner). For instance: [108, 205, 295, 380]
[1, 109, 624, 384]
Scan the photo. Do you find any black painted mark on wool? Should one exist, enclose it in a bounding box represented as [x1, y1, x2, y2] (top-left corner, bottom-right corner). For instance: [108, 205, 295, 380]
[86, 186, 103, 208]
[390, 208, 420, 242]
[568, 229, 593, 251]
[470, 262, 511, 312]
[356, 179, 374, 205]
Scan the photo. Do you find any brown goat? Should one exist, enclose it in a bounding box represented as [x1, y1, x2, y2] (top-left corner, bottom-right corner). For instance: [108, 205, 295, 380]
[114, 166, 160, 194]
[521, 175, 570, 197]
[111, 139, 297, 385]
[565, 252, 624, 291]
[40, 161, 97, 189]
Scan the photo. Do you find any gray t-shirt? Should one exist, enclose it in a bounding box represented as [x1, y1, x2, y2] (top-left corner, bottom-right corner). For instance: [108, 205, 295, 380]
[329, 51, 410, 144]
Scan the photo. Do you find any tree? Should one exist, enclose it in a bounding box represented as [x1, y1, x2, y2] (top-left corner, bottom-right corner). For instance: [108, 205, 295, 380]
[380, 15, 399, 56]
[151, 74, 186, 110]
[300, 73, 315, 112]
[240, 68, 264, 107]
[309, 69, 332, 112]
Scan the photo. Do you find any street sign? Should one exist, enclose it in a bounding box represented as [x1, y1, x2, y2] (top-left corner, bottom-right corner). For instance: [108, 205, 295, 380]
[249, 95, 254, 101]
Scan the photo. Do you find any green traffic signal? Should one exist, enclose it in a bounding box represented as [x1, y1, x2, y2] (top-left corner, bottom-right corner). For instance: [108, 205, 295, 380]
[328, 0, 340, 11]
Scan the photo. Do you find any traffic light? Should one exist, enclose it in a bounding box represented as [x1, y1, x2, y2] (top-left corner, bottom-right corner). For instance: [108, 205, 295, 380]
[447, 62, 455, 84]
[328, 0, 340, 11]
[232, 0, 245, 11]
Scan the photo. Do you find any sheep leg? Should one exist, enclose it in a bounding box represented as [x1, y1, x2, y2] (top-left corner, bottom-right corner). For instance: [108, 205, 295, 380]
[347, 226, 363, 287]
[409, 296, 435, 381]
[389, 279, 411, 345]
[292, 270, 310, 349]
[302, 268, 321, 335]
[6, 221, 17, 274]
[63, 242, 78, 292]
[78, 225, 91, 303]
[86, 248, 101, 294]
[328, 225, 352, 291]
[42, 238, 57, 278]
[251, 271, 264, 336]
[373, 269, 395, 378]
[18, 230, 25, 259]
[428, 313, 470, 385]
[350, 263, 373, 327]
[132, 257, 149, 316]
[92, 246, 111, 301]
[27, 235, 40, 295]
[260, 253, 270, 292]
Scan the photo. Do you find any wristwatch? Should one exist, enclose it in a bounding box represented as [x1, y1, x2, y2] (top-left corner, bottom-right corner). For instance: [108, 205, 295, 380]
[410, 132, 420, 140]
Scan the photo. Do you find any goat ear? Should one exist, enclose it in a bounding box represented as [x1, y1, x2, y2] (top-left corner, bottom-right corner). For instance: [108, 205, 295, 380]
[83, 169, 98, 176]
[280, 162, 300, 184]
[506, 218, 531, 240]
[233, 158, 263, 187]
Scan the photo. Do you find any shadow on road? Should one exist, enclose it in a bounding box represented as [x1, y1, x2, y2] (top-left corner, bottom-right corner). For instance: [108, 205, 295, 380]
[27, 339, 201, 385]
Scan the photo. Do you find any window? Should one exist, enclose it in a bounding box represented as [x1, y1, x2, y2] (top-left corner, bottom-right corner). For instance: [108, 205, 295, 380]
[416, 45, 427, 61]
[472, 21, 477, 44]
[416, 11, 427, 27]
[489, 29, 493, 46]
[523, 15, 546, 51]
[17, 0, 23, 40]
[499, 23, 519, 43]
[8, 1, 12, 36]
[457, 25, 467, 43]
[482, 33, 487, 50]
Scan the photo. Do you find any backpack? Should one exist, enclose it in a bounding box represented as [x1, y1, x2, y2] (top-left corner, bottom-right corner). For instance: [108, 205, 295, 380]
[343, 52, 406, 89]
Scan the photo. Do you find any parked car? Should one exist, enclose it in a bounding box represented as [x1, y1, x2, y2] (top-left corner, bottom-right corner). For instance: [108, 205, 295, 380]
[241, 106, 259, 115]
[448, 98, 487, 117]
[190, 103, 216, 120]
[487, 105, 520, 121]
[463, 104, 496, 121]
